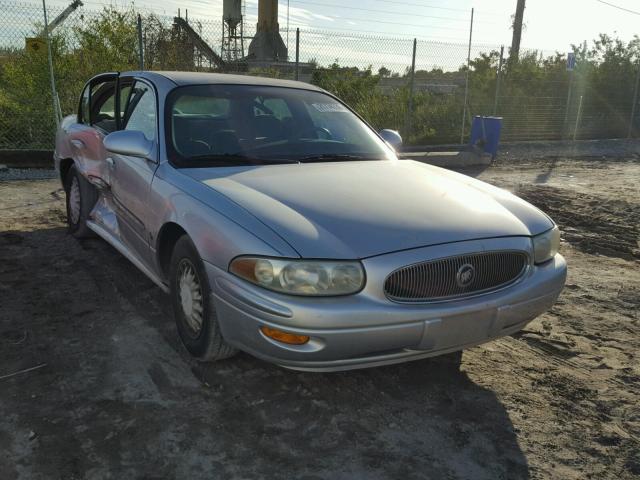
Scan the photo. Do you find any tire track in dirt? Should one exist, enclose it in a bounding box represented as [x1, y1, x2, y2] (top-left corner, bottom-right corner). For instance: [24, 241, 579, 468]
[514, 185, 640, 261]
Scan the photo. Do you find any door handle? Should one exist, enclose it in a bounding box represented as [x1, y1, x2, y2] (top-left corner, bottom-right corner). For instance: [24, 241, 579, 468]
[70, 139, 85, 149]
[106, 157, 115, 169]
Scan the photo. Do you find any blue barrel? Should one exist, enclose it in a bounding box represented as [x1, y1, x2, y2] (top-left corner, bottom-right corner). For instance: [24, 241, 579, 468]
[470, 116, 503, 159]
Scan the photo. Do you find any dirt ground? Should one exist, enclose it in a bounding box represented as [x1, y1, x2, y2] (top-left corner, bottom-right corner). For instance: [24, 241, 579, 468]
[0, 156, 638, 479]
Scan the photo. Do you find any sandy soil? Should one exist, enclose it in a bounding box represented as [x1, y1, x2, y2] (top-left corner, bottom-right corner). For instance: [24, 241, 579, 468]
[0, 157, 638, 479]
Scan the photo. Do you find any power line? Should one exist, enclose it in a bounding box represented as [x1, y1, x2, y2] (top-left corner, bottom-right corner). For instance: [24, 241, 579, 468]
[242, 8, 472, 32]
[282, 0, 501, 25]
[293, 26, 502, 44]
[596, 0, 640, 15]
[369, 0, 502, 15]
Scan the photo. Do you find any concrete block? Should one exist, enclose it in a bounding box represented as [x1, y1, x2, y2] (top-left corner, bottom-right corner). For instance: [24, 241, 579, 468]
[399, 150, 491, 168]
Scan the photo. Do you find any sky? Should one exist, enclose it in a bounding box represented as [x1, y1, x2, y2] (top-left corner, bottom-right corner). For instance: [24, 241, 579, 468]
[45, 0, 640, 51]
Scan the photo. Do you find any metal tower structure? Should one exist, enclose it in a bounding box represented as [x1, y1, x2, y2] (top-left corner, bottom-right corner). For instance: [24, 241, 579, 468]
[248, 0, 287, 61]
[221, 0, 245, 63]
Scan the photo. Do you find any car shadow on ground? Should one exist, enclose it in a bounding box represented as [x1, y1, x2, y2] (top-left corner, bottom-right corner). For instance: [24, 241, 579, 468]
[192, 354, 530, 479]
[0, 227, 530, 479]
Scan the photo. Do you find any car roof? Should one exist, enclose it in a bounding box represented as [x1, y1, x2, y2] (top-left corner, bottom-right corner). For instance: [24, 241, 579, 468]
[122, 70, 325, 92]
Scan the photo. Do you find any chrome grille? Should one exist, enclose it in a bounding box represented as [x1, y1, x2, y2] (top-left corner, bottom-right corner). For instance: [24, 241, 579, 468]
[384, 251, 529, 302]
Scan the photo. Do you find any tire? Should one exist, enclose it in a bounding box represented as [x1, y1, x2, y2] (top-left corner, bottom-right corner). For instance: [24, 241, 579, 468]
[169, 235, 237, 362]
[65, 164, 98, 238]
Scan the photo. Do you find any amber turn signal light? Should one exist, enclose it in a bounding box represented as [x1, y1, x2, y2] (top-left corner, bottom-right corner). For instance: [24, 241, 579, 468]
[260, 326, 310, 345]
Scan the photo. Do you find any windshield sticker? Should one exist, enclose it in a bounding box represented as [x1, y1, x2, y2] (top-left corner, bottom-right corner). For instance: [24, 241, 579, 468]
[312, 103, 348, 113]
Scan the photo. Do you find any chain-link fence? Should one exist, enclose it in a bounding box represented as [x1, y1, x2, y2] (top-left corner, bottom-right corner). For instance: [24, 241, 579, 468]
[2, 0, 640, 151]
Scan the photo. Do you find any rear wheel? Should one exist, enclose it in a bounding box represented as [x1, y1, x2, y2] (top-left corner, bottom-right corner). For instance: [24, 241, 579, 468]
[65, 164, 98, 238]
[169, 235, 237, 362]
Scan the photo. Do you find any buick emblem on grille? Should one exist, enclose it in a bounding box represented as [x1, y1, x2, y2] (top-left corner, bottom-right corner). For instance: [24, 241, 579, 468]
[384, 252, 527, 301]
[456, 263, 475, 288]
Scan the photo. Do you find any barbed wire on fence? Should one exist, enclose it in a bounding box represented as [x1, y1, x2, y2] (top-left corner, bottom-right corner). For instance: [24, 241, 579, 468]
[1, 0, 640, 151]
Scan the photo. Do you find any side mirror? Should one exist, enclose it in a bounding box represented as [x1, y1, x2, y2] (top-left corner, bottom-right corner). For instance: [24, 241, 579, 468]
[104, 130, 153, 159]
[379, 129, 403, 150]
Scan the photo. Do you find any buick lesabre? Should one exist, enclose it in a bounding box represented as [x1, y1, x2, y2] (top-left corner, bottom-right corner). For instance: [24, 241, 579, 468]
[54, 71, 566, 371]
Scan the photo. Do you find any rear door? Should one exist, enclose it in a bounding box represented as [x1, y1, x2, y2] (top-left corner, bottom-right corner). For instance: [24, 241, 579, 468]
[66, 73, 119, 184]
[107, 77, 159, 263]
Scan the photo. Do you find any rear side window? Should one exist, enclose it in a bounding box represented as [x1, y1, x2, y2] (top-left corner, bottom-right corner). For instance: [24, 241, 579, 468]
[173, 95, 230, 116]
[123, 81, 157, 142]
[261, 98, 292, 120]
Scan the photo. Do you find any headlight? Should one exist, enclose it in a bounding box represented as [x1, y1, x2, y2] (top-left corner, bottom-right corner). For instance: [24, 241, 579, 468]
[229, 257, 365, 296]
[532, 226, 560, 264]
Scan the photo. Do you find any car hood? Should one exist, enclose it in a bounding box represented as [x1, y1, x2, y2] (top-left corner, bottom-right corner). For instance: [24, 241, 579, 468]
[183, 160, 553, 258]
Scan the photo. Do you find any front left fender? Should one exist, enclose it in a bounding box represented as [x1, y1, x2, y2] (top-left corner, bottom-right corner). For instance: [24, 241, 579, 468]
[146, 163, 300, 275]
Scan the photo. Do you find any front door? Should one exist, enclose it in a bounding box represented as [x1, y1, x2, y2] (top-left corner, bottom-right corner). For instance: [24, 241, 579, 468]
[67, 74, 119, 185]
[108, 79, 159, 264]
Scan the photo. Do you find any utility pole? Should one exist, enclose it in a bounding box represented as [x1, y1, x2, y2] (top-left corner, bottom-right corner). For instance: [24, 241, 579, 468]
[510, 0, 525, 62]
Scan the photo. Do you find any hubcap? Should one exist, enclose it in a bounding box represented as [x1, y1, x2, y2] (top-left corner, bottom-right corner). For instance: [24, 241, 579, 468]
[177, 259, 204, 334]
[69, 177, 81, 225]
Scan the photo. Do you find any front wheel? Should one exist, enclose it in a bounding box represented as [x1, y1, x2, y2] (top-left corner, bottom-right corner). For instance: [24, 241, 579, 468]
[169, 235, 238, 362]
[65, 164, 97, 238]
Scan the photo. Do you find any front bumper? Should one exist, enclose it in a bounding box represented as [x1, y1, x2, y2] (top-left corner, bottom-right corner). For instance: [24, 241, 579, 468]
[206, 237, 567, 371]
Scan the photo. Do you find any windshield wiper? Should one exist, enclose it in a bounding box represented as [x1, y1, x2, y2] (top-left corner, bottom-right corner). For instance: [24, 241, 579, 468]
[184, 154, 297, 165]
[298, 154, 372, 163]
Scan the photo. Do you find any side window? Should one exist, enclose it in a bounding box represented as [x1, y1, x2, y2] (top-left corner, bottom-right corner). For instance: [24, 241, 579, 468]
[79, 85, 90, 124]
[123, 81, 156, 142]
[90, 80, 117, 133]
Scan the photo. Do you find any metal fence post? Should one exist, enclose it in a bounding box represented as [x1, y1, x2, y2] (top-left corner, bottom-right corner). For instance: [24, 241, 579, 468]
[295, 28, 300, 81]
[573, 95, 583, 141]
[460, 7, 474, 144]
[564, 69, 574, 138]
[493, 45, 504, 116]
[41, 0, 61, 126]
[137, 14, 144, 70]
[406, 38, 417, 136]
[628, 61, 640, 138]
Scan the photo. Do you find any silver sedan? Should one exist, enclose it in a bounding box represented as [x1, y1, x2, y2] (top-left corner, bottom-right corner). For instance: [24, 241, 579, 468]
[54, 71, 566, 371]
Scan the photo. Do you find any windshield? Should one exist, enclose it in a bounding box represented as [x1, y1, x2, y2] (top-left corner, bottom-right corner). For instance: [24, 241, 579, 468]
[165, 84, 395, 166]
